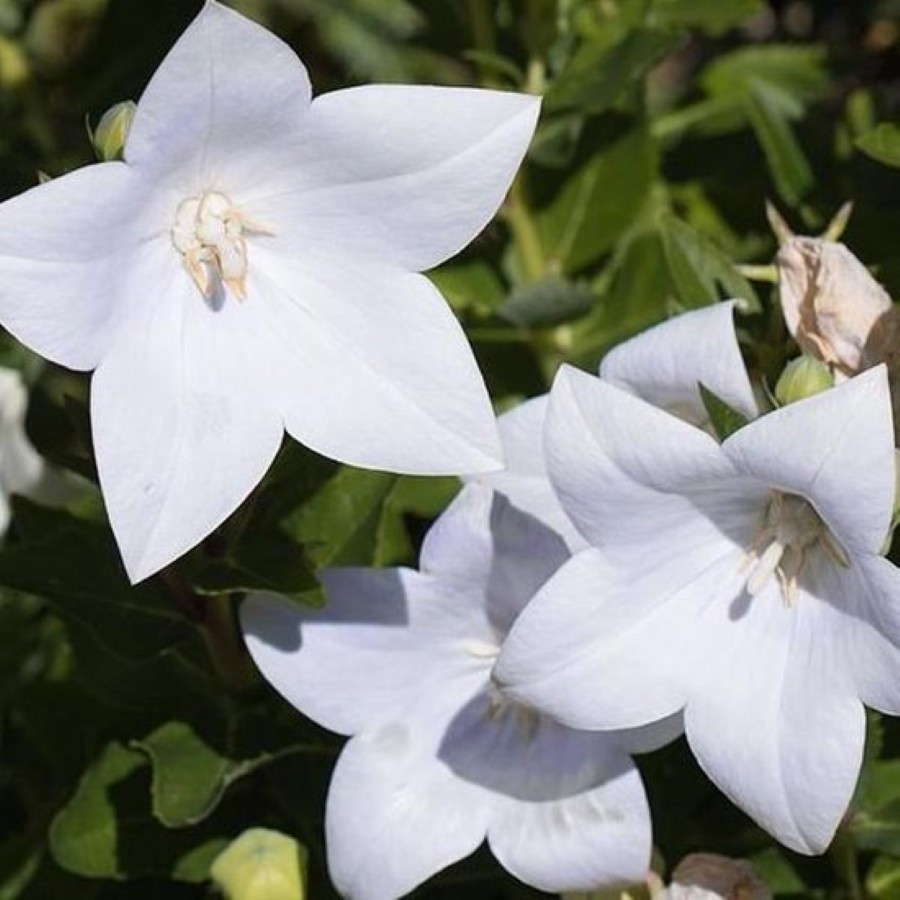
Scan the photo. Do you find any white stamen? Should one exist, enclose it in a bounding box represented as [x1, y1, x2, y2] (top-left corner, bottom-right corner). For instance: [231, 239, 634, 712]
[746, 540, 785, 596]
[462, 639, 500, 660]
[171, 190, 273, 301]
[739, 491, 847, 605]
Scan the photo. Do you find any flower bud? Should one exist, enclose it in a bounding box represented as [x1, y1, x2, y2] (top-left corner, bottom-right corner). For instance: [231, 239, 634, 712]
[662, 853, 770, 900]
[776, 237, 892, 376]
[774, 355, 834, 406]
[0, 36, 28, 90]
[92, 100, 135, 162]
[210, 828, 306, 900]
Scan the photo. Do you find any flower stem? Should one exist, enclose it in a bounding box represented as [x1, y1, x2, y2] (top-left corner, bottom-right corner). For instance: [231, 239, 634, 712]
[163, 567, 256, 691]
[468, 0, 496, 57]
[506, 175, 547, 282]
[200, 593, 258, 692]
[830, 823, 865, 900]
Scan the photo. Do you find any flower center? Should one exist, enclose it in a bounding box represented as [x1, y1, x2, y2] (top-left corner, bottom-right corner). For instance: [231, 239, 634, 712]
[462, 638, 540, 742]
[740, 491, 849, 605]
[170, 191, 273, 301]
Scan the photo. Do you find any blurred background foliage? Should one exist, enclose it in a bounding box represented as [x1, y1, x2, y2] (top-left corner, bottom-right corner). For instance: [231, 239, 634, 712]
[2, 0, 900, 897]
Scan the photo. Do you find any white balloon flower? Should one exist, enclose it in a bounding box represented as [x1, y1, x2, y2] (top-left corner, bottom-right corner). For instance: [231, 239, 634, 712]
[0, 1, 540, 581]
[497, 362, 900, 855]
[242, 486, 670, 898]
[477, 300, 759, 550]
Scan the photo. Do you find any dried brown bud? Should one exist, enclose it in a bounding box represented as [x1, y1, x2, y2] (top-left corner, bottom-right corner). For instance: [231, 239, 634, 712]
[661, 853, 771, 900]
[776, 237, 892, 377]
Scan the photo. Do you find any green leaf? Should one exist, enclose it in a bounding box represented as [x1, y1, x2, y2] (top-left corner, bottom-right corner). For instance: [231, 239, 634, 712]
[546, 29, 683, 115]
[658, 214, 758, 309]
[538, 127, 657, 273]
[0, 499, 187, 660]
[703, 45, 828, 104]
[283, 468, 401, 569]
[745, 77, 813, 204]
[499, 275, 594, 327]
[48, 739, 245, 885]
[428, 261, 506, 314]
[653, 0, 764, 34]
[749, 846, 806, 894]
[698, 383, 749, 440]
[135, 722, 277, 829]
[853, 798, 900, 856]
[171, 838, 230, 884]
[868, 855, 900, 900]
[49, 742, 146, 879]
[857, 124, 900, 169]
[191, 534, 317, 602]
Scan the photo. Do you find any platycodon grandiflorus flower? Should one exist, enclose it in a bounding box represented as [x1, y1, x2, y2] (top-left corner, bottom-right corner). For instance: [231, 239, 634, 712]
[242, 486, 661, 898]
[0, 0, 540, 581]
[497, 363, 900, 854]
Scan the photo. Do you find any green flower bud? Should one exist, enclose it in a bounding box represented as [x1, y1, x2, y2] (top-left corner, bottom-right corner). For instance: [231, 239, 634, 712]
[92, 100, 135, 162]
[0, 36, 28, 90]
[774, 355, 834, 406]
[210, 828, 306, 900]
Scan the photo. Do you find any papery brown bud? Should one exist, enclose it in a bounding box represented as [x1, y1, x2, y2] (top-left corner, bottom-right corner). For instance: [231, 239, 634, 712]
[661, 853, 771, 900]
[776, 237, 892, 376]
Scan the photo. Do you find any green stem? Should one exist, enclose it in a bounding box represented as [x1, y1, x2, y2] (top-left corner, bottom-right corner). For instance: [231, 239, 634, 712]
[468, 0, 496, 57]
[163, 567, 257, 692]
[200, 593, 258, 692]
[830, 823, 865, 900]
[505, 176, 547, 282]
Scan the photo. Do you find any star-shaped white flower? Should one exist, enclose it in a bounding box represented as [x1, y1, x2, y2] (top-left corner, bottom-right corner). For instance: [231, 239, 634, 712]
[477, 300, 758, 549]
[0, 1, 540, 581]
[497, 363, 900, 854]
[242, 485, 666, 898]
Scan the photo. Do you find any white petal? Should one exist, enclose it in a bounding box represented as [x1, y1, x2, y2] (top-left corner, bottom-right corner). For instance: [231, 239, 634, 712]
[241, 569, 488, 736]
[723, 367, 894, 555]
[91, 243, 282, 581]
[436, 689, 651, 891]
[488, 739, 651, 891]
[808, 553, 900, 714]
[600, 301, 758, 424]
[0, 163, 150, 370]
[420, 486, 570, 636]
[475, 395, 587, 551]
[250, 249, 502, 474]
[249, 85, 539, 271]
[326, 724, 492, 900]
[684, 575, 865, 855]
[545, 366, 761, 565]
[126, 1, 311, 186]
[497, 548, 741, 730]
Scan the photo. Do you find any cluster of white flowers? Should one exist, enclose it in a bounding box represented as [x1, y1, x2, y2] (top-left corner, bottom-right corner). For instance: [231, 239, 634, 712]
[0, 2, 898, 899]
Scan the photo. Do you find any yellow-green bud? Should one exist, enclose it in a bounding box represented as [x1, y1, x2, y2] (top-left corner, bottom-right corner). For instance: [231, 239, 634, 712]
[774, 355, 834, 406]
[210, 828, 306, 900]
[0, 37, 28, 90]
[92, 100, 135, 162]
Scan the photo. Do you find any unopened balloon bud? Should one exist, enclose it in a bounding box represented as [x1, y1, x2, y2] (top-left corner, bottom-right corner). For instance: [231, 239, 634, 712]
[776, 237, 892, 376]
[91, 100, 135, 162]
[0, 37, 28, 90]
[210, 828, 306, 900]
[774, 355, 834, 406]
